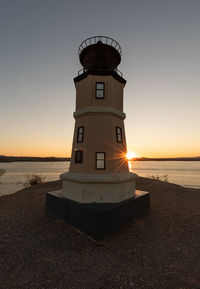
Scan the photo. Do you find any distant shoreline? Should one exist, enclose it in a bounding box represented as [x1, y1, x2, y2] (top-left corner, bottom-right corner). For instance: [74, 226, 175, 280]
[0, 156, 70, 163]
[0, 156, 200, 162]
[134, 157, 200, 161]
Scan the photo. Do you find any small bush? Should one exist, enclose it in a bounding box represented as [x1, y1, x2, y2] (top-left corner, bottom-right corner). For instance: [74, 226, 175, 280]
[0, 168, 6, 177]
[149, 174, 168, 182]
[24, 174, 45, 187]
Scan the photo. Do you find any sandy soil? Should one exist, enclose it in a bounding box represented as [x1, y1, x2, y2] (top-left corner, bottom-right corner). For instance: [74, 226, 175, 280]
[0, 177, 200, 289]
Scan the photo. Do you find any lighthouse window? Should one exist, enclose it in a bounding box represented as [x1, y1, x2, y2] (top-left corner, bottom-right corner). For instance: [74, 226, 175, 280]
[77, 126, 84, 143]
[96, 152, 105, 170]
[96, 82, 105, 99]
[116, 127, 123, 143]
[75, 150, 83, 163]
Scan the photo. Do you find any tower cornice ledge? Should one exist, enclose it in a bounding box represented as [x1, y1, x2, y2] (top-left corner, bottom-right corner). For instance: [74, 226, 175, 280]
[74, 106, 126, 119]
[74, 70, 126, 84]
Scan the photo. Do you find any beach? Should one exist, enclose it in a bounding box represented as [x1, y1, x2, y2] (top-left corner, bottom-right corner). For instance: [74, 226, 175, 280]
[0, 177, 200, 289]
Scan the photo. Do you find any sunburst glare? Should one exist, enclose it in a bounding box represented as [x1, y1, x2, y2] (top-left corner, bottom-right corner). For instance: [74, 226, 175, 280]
[126, 151, 138, 160]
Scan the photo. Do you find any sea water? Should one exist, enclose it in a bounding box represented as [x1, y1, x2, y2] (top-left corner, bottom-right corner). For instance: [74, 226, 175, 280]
[0, 161, 200, 196]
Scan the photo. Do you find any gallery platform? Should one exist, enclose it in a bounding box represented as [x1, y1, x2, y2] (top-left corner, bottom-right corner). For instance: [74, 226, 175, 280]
[46, 190, 150, 242]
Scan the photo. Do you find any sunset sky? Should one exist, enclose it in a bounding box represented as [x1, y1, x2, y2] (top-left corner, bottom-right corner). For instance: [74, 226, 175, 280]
[1, 0, 200, 158]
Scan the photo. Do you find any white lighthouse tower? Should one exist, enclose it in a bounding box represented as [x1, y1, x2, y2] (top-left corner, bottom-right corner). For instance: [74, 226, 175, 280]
[46, 36, 149, 241]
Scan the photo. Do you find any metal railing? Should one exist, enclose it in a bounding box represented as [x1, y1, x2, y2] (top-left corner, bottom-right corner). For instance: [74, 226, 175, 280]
[78, 36, 122, 55]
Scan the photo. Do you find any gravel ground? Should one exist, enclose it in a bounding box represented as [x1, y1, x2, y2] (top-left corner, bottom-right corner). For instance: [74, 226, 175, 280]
[0, 177, 200, 289]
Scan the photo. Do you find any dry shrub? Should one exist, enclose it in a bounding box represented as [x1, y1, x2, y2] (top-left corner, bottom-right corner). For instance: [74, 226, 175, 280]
[150, 174, 168, 182]
[0, 168, 6, 177]
[24, 174, 45, 187]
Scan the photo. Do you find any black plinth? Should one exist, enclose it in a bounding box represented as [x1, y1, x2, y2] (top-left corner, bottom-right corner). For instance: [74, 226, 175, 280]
[46, 190, 150, 242]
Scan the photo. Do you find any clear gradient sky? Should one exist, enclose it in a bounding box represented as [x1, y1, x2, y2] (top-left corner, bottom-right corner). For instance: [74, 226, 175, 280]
[0, 0, 200, 158]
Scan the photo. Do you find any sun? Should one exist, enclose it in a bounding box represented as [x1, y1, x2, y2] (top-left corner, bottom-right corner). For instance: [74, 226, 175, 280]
[126, 151, 138, 160]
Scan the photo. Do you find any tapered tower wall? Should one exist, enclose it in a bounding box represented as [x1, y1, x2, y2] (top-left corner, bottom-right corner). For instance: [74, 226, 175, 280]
[70, 114, 128, 174]
[69, 74, 129, 174]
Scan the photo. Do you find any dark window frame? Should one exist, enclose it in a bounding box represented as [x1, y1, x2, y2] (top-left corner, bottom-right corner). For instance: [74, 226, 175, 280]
[77, 126, 84, 143]
[95, 152, 106, 170]
[116, 127, 123, 143]
[95, 82, 105, 99]
[75, 150, 83, 163]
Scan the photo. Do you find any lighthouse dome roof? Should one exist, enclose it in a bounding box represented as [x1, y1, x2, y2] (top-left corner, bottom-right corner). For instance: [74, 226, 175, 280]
[78, 36, 122, 72]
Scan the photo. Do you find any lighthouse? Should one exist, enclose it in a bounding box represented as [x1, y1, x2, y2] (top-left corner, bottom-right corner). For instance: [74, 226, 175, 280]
[46, 36, 149, 241]
[61, 36, 136, 203]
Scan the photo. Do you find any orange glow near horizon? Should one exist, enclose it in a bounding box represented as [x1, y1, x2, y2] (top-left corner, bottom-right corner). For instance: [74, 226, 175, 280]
[0, 145, 72, 158]
[1, 144, 199, 159]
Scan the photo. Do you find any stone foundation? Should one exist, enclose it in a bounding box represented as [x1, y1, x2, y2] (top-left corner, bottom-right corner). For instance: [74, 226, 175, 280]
[46, 189, 150, 242]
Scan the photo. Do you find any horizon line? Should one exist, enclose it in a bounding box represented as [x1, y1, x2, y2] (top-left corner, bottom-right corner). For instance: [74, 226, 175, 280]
[1, 155, 200, 159]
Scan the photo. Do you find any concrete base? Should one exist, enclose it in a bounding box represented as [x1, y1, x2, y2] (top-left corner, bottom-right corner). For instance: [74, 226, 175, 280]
[46, 190, 150, 242]
[60, 172, 137, 203]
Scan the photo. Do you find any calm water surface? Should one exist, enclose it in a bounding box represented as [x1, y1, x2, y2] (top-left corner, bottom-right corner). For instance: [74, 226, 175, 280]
[0, 161, 200, 196]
